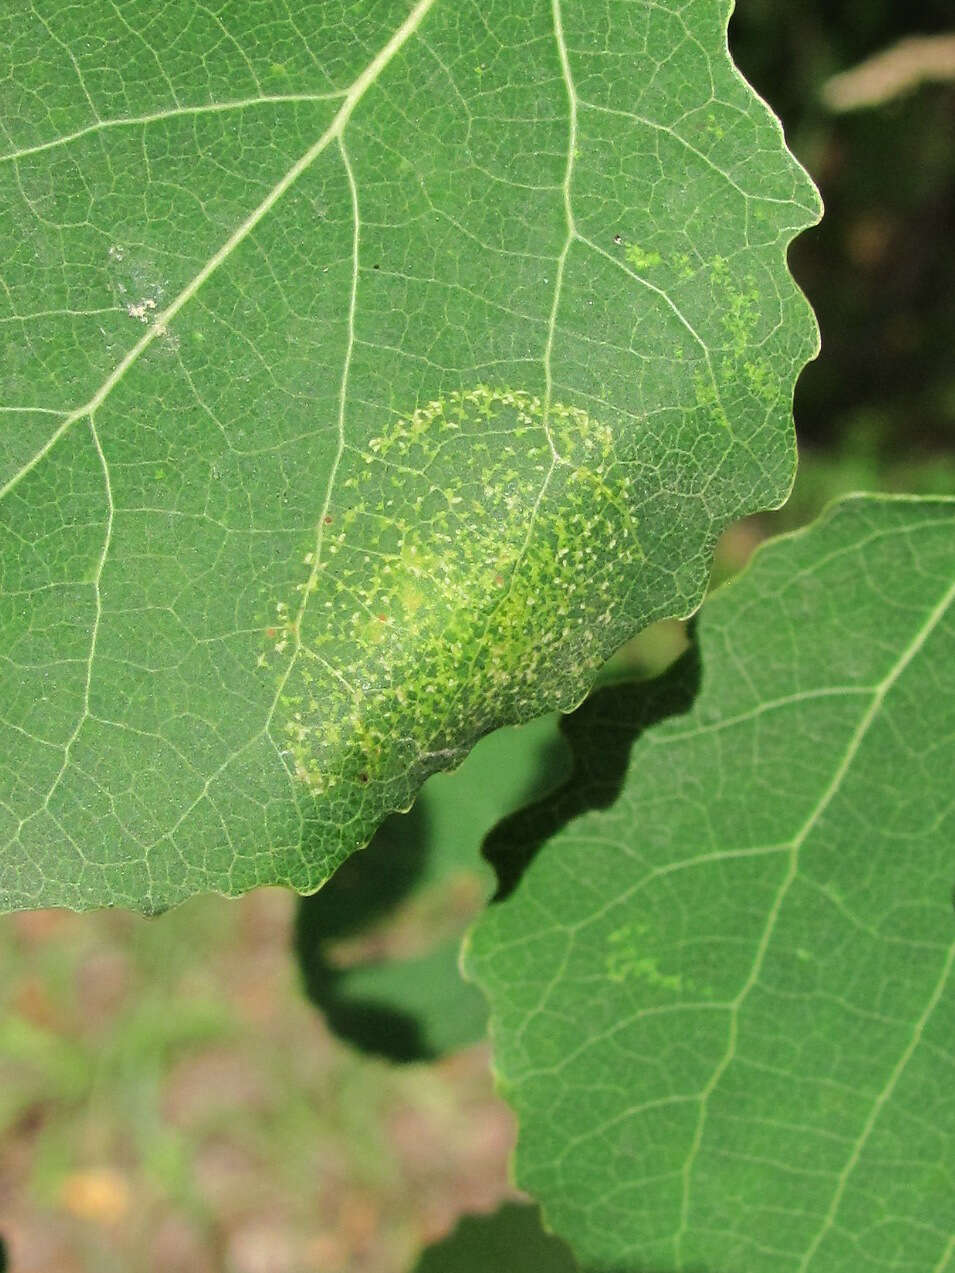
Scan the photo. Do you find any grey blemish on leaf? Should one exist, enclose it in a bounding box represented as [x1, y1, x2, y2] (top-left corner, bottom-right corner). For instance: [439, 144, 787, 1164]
[265, 386, 643, 815]
[126, 297, 157, 323]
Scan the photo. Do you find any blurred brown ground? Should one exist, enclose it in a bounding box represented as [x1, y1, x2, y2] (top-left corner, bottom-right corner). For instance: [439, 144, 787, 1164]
[0, 889, 521, 1273]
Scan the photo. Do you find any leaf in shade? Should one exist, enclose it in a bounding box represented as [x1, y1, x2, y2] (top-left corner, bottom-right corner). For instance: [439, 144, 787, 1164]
[296, 713, 570, 1060]
[409, 1203, 584, 1273]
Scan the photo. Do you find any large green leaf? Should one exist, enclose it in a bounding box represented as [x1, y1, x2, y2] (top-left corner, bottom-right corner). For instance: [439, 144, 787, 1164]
[0, 0, 818, 912]
[466, 495, 955, 1273]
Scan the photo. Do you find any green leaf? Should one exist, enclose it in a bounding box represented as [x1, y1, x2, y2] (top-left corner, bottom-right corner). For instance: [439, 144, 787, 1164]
[409, 1203, 585, 1272]
[0, 1, 818, 912]
[466, 495, 955, 1273]
[295, 712, 569, 1061]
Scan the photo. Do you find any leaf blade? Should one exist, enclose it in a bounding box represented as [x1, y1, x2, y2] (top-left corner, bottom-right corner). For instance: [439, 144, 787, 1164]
[466, 494, 955, 1273]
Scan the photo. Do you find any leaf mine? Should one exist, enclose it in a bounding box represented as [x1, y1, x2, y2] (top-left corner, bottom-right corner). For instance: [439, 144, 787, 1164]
[266, 386, 641, 816]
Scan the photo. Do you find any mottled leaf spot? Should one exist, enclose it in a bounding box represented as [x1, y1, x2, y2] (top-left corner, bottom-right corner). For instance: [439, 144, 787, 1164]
[624, 242, 663, 270]
[264, 386, 643, 842]
[605, 923, 708, 996]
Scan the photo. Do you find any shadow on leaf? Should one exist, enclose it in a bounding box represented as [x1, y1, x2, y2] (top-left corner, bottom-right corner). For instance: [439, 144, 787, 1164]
[295, 716, 571, 1062]
[408, 1201, 712, 1273]
[408, 1203, 586, 1273]
[485, 640, 701, 902]
[295, 799, 443, 1061]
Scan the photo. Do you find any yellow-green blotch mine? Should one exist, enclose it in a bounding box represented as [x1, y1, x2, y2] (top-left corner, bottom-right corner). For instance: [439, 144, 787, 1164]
[266, 386, 642, 801]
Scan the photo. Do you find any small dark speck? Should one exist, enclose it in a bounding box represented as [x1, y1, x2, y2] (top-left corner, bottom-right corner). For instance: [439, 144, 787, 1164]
[372, 263, 380, 270]
[357, 772, 369, 784]
[323, 514, 333, 525]
[613, 234, 623, 245]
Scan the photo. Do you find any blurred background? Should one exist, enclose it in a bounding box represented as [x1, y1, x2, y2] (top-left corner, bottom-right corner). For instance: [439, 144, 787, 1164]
[2, 3, 953, 1270]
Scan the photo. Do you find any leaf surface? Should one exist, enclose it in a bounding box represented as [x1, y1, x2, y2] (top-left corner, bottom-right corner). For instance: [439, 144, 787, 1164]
[0, 0, 818, 911]
[466, 495, 955, 1273]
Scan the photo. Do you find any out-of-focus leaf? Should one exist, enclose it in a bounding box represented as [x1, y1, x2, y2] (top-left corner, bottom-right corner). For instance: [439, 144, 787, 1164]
[296, 713, 569, 1060]
[409, 1203, 584, 1273]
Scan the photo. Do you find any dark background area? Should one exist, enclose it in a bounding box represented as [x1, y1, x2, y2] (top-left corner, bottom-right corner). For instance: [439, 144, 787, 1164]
[732, 0, 955, 507]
